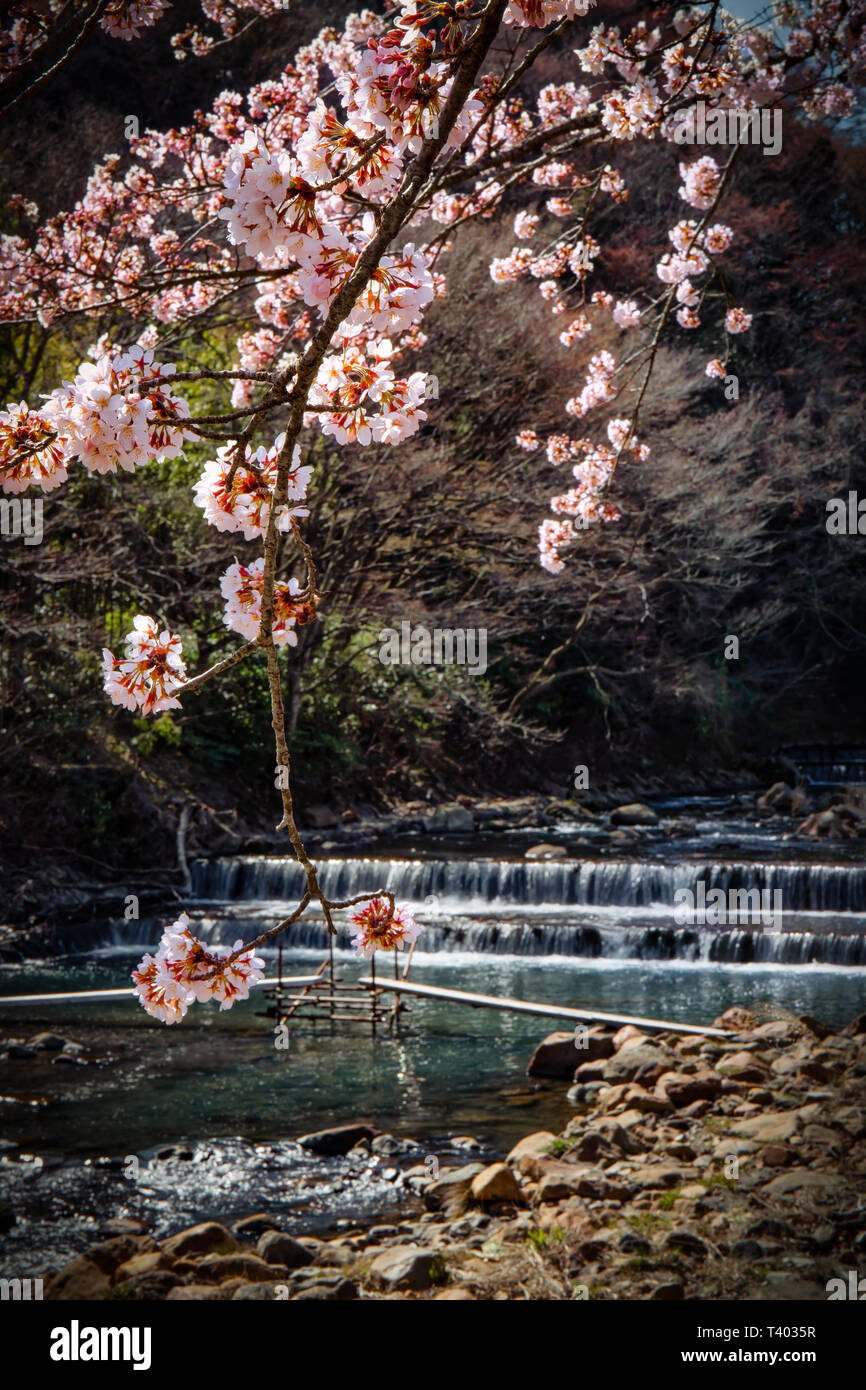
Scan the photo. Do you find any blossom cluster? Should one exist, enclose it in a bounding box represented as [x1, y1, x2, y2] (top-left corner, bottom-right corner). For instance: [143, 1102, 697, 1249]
[350, 899, 421, 957]
[220, 559, 315, 645]
[1, 346, 189, 494]
[132, 912, 265, 1023]
[102, 615, 187, 716]
[193, 434, 311, 540]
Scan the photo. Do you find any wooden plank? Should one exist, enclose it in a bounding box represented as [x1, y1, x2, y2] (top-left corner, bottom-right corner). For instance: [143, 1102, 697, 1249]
[0, 976, 322, 1007]
[358, 976, 727, 1037]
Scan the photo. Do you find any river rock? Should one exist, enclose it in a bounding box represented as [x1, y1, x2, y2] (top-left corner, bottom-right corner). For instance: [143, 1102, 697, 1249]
[524, 843, 567, 860]
[87, 1234, 156, 1274]
[470, 1162, 523, 1205]
[537, 1172, 580, 1203]
[602, 1041, 675, 1086]
[196, 1253, 289, 1284]
[650, 1281, 685, 1300]
[369, 1247, 441, 1291]
[423, 805, 474, 834]
[609, 803, 658, 826]
[256, 1231, 313, 1269]
[760, 1144, 795, 1167]
[656, 1070, 723, 1107]
[167, 1284, 229, 1300]
[761, 1168, 843, 1196]
[747, 1020, 799, 1044]
[233, 1213, 280, 1239]
[574, 1172, 635, 1201]
[424, 1163, 484, 1211]
[45, 1256, 111, 1301]
[125, 1270, 183, 1298]
[163, 1222, 238, 1259]
[298, 1122, 379, 1155]
[229, 1281, 288, 1301]
[527, 1029, 612, 1077]
[713, 1006, 756, 1031]
[624, 1163, 685, 1190]
[663, 1230, 707, 1258]
[292, 1275, 358, 1301]
[31, 1032, 67, 1051]
[730, 1112, 799, 1143]
[311, 1242, 354, 1267]
[715, 1051, 770, 1084]
[570, 1130, 613, 1162]
[507, 1132, 557, 1164]
[757, 782, 807, 816]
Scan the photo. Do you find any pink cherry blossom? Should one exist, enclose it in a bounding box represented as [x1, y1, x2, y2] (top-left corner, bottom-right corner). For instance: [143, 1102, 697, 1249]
[102, 615, 186, 715]
[725, 307, 752, 334]
[350, 899, 420, 956]
[133, 912, 265, 1021]
[193, 435, 311, 539]
[220, 559, 315, 645]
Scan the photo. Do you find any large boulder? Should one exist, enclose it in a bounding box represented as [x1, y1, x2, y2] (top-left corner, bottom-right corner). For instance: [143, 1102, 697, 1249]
[45, 1256, 111, 1301]
[369, 1247, 442, 1292]
[470, 1163, 523, 1205]
[524, 843, 567, 860]
[257, 1231, 313, 1269]
[424, 1163, 484, 1212]
[527, 1029, 613, 1077]
[163, 1222, 238, 1259]
[297, 1122, 378, 1155]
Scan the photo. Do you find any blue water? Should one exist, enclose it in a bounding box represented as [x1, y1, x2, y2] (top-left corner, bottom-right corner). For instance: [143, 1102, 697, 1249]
[1, 946, 863, 1155]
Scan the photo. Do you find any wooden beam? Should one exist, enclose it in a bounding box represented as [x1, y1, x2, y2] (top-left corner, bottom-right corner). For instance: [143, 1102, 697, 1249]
[0, 976, 322, 1007]
[358, 976, 728, 1037]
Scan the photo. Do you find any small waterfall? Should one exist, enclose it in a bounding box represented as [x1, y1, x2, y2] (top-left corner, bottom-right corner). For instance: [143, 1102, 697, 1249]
[191, 854, 866, 915]
[51, 911, 866, 965]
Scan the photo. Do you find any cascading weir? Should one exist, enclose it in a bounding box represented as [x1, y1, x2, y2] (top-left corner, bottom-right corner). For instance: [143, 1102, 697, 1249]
[181, 855, 866, 966]
[190, 854, 866, 913]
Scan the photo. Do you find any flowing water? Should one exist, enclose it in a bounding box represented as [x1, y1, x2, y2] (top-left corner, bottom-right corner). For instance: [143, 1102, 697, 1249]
[1, 801, 864, 1274]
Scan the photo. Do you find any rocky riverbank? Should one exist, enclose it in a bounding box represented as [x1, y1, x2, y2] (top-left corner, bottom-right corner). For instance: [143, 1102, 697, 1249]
[30, 1007, 866, 1301]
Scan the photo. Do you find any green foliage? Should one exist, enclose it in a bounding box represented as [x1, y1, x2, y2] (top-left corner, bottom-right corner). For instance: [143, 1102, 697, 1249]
[132, 714, 182, 757]
[428, 1256, 449, 1286]
[545, 1137, 569, 1157]
[656, 1189, 681, 1210]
